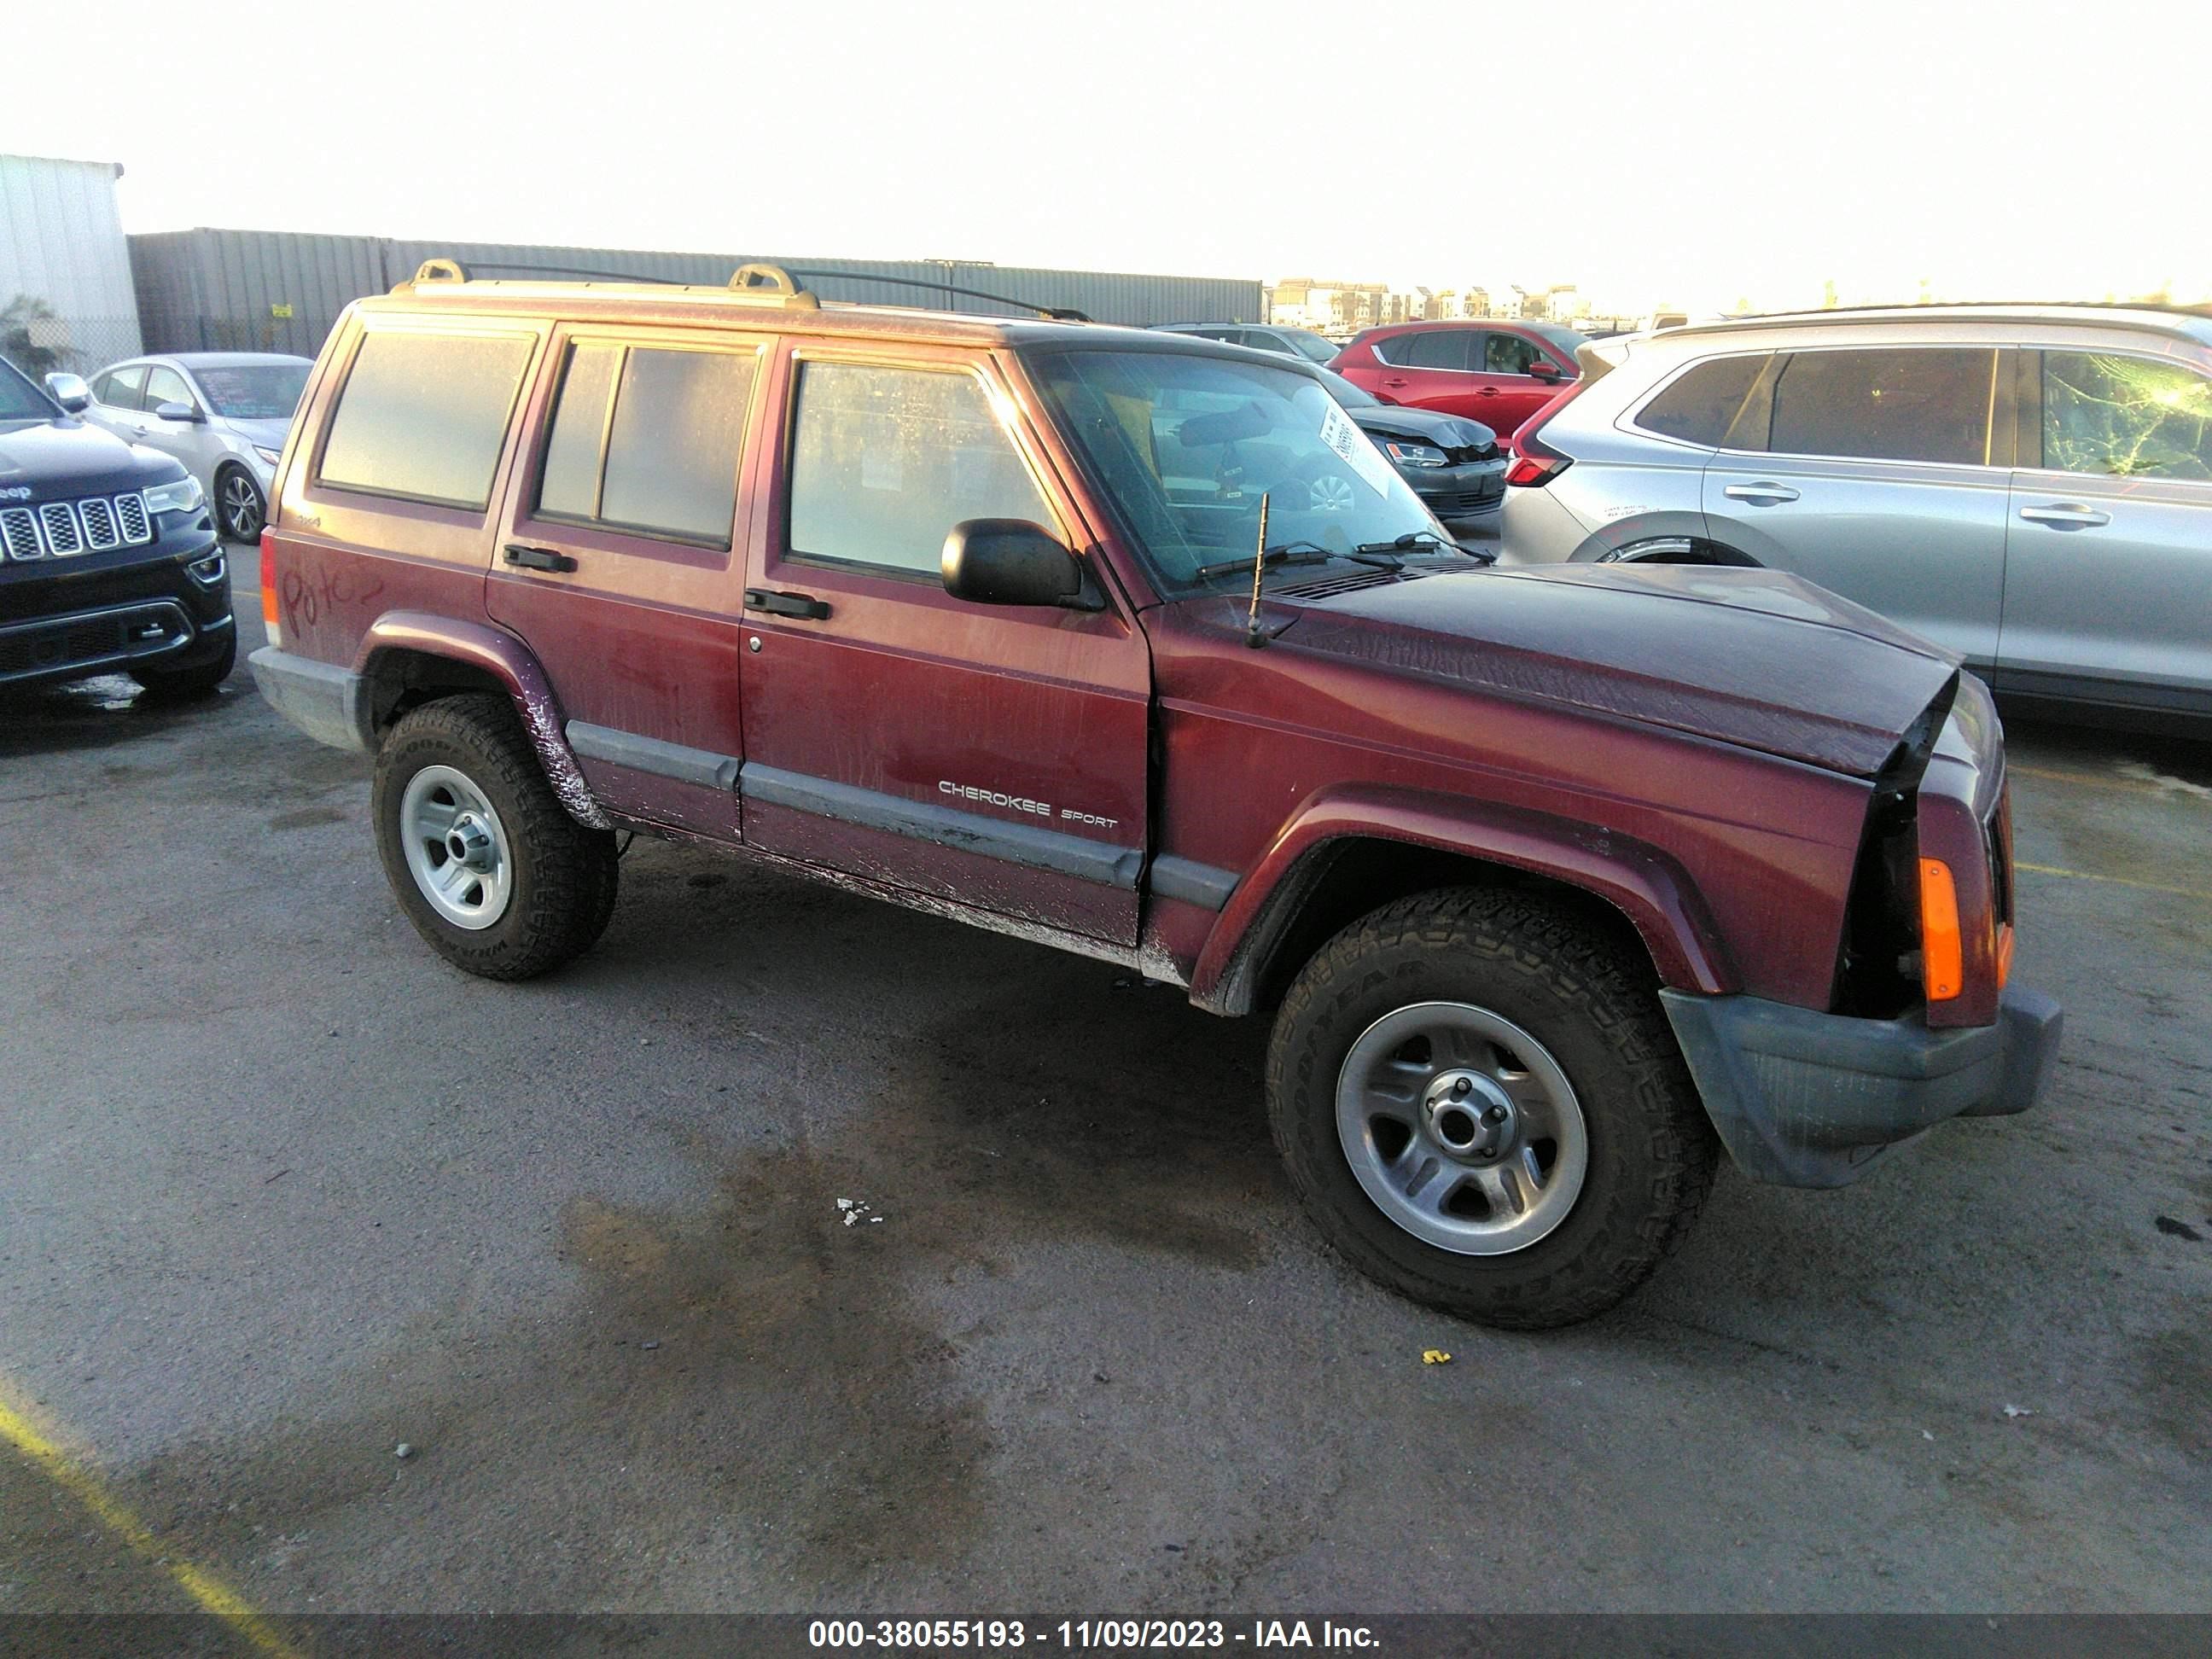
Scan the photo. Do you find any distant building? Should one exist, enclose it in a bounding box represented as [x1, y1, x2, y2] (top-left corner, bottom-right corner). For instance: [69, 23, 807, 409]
[1460, 287, 1492, 318]
[0, 153, 142, 371]
[1269, 276, 1388, 336]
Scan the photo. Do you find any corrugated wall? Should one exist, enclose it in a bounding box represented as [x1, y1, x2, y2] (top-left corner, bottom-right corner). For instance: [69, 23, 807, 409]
[129, 229, 1263, 355]
[1, 153, 143, 368]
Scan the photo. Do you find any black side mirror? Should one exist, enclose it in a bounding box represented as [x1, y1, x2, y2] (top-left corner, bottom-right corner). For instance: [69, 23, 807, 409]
[942, 519, 1100, 611]
[153, 399, 207, 424]
[1528, 358, 1564, 381]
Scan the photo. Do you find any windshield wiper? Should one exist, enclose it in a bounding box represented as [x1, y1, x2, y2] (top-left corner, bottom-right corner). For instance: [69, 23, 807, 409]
[1356, 533, 1448, 557]
[1190, 544, 1342, 583]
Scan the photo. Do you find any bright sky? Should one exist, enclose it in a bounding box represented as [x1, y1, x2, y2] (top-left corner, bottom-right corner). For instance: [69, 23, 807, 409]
[9, 0, 2208, 315]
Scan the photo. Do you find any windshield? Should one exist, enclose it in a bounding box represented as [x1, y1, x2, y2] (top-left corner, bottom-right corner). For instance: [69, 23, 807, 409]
[1029, 348, 1446, 592]
[0, 356, 57, 422]
[192, 362, 311, 420]
[1285, 330, 1340, 364]
[1530, 323, 1589, 356]
[1317, 367, 1379, 408]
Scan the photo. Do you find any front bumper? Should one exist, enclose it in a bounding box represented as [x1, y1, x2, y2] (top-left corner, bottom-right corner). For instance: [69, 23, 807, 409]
[1659, 985, 2063, 1188]
[0, 538, 230, 688]
[1406, 457, 1506, 523]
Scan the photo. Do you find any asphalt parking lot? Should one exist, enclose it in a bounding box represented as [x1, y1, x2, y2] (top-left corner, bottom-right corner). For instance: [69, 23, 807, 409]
[2, 560, 2207, 1629]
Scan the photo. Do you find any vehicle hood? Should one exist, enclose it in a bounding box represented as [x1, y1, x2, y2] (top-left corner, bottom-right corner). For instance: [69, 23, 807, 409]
[1260, 561, 1962, 778]
[1348, 405, 1496, 451]
[0, 418, 183, 499]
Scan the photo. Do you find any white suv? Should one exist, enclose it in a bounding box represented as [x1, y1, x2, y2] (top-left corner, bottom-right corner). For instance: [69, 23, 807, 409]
[1497, 305, 2212, 727]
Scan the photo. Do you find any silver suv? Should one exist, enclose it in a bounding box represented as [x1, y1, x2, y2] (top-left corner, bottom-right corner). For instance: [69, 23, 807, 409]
[1498, 305, 2212, 725]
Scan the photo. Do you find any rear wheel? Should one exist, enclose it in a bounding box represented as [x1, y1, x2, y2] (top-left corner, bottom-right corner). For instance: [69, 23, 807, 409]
[1266, 887, 1718, 1329]
[372, 694, 619, 980]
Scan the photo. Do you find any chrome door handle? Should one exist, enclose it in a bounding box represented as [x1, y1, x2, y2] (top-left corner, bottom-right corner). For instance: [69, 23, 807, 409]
[1723, 482, 1800, 504]
[2018, 503, 2111, 528]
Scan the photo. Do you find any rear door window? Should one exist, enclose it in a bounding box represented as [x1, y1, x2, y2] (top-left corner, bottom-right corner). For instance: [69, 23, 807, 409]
[1637, 354, 1771, 446]
[2040, 352, 2212, 481]
[533, 341, 758, 546]
[1767, 347, 1996, 465]
[786, 361, 1055, 577]
[317, 330, 536, 510]
[1393, 330, 1477, 371]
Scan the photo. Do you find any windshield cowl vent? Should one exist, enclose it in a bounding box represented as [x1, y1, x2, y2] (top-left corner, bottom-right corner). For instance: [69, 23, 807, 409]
[1271, 568, 1431, 602]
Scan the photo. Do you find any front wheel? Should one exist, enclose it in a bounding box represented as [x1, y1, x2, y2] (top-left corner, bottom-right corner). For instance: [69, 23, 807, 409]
[215, 465, 266, 544]
[372, 693, 619, 980]
[1266, 888, 1718, 1329]
[129, 626, 236, 697]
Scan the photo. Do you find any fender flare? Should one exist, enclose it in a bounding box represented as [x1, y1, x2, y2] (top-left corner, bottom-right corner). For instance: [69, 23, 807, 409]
[1189, 784, 1737, 1015]
[352, 611, 613, 830]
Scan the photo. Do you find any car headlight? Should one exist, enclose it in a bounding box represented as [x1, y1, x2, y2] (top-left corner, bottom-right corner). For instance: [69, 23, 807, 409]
[1384, 440, 1450, 469]
[143, 475, 205, 515]
[253, 445, 283, 467]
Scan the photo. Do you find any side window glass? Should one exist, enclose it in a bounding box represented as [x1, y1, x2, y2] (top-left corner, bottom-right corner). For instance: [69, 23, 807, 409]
[96, 366, 146, 410]
[143, 365, 193, 412]
[1396, 331, 1475, 371]
[535, 342, 756, 545]
[788, 363, 1054, 577]
[1767, 348, 1994, 465]
[1485, 333, 1545, 375]
[2043, 352, 2212, 481]
[1637, 355, 1768, 446]
[318, 331, 536, 510]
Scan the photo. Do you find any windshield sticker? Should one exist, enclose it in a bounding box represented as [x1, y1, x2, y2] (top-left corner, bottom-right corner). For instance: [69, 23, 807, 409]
[1316, 400, 1398, 498]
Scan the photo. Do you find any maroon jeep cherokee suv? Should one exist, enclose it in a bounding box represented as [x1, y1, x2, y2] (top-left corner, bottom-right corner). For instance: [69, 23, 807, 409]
[251, 261, 2059, 1329]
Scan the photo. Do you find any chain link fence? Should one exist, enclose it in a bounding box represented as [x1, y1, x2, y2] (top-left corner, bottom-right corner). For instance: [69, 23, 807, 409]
[0, 306, 143, 382]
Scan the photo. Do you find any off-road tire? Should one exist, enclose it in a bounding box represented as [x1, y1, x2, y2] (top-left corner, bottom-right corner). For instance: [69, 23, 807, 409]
[129, 626, 236, 697]
[372, 693, 619, 980]
[1267, 887, 1718, 1330]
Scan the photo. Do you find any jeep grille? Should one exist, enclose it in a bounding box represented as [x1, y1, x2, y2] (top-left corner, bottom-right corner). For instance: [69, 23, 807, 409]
[0, 492, 157, 561]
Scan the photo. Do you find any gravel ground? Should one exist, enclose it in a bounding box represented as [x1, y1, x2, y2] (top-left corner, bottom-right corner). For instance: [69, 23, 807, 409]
[1, 563, 2206, 1624]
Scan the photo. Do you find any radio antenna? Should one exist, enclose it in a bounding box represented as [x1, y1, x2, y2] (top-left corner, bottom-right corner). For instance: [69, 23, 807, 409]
[1244, 493, 1272, 649]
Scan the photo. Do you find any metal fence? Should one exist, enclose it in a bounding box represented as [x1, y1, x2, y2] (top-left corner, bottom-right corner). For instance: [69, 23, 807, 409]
[0, 311, 143, 381]
[128, 230, 1266, 361]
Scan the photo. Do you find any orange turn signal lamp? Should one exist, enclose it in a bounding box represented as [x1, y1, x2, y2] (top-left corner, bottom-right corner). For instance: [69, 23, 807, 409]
[1918, 857, 1964, 1002]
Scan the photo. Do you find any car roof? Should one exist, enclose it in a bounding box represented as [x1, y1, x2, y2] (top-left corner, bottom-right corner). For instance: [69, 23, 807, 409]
[167, 352, 316, 368]
[1653, 302, 2212, 351]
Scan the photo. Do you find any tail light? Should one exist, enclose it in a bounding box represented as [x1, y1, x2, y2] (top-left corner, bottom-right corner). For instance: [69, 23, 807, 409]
[1503, 380, 1591, 487]
[259, 529, 282, 649]
[1918, 858, 1964, 1002]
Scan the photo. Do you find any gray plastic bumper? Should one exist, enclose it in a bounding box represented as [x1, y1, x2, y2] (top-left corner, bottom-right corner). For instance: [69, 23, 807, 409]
[1659, 985, 2063, 1188]
[248, 646, 373, 752]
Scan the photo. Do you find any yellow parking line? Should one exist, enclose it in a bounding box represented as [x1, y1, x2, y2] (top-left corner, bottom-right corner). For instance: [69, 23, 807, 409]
[0, 1387, 302, 1656]
[2015, 861, 2212, 903]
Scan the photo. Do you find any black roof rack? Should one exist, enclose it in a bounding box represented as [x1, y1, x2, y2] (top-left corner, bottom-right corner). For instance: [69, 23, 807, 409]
[393, 257, 1090, 323]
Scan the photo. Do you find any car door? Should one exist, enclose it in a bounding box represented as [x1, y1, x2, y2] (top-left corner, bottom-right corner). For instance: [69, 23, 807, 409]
[1997, 346, 2212, 714]
[1480, 330, 1574, 435]
[1372, 329, 1490, 419]
[1701, 344, 2011, 667]
[484, 324, 768, 840]
[84, 364, 148, 441]
[737, 341, 1151, 946]
[137, 364, 224, 494]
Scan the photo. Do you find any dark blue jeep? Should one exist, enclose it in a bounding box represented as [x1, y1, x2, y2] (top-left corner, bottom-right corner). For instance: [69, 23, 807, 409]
[0, 355, 232, 696]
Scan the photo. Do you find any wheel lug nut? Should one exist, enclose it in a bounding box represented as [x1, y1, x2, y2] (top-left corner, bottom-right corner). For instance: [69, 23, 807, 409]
[1452, 1078, 1472, 1097]
[1482, 1105, 1506, 1126]
[1476, 1147, 1495, 1159]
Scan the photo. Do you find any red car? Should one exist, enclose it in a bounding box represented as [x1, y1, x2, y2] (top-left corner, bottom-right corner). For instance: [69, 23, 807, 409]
[1333, 318, 1586, 437]
[248, 261, 2056, 1330]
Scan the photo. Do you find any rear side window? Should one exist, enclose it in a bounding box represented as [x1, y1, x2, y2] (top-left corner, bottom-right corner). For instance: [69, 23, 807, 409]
[1767, 347, 1995, 466]
[787, 362, 1054, 577]
[318, 331, 535, 510]
[95, 366, 147, 410]
[2041, 352, 2212, 481]
[535, 342, 758, 546]
[1637, 354, 1769, 446]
